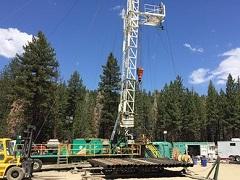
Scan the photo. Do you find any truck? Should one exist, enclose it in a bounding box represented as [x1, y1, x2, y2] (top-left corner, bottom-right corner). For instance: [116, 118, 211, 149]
[218, 138, 240, 162]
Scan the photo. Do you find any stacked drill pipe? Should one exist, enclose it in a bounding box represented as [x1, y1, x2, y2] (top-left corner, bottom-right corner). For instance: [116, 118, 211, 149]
[88, 158, 193, 170]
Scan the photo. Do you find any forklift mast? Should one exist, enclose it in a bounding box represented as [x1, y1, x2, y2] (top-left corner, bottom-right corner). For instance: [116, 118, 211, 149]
[21, 125, 36, 178]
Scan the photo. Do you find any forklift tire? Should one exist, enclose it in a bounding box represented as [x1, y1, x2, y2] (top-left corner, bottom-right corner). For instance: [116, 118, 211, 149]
[6, 166, 24, 180]
[33, 159, 43, 172]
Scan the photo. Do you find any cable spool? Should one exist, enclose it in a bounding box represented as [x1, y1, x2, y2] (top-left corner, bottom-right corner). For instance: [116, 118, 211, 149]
[178, 154, 192, 163]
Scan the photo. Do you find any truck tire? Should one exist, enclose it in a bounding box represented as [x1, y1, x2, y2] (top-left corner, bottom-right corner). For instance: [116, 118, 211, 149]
[229, 155, 236, 161]
[6, 166, 24, 180]
[33, 159, 43, 172]
[235, 156, 240, 162]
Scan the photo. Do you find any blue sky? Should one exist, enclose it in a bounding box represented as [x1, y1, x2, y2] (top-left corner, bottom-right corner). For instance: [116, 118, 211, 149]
[0, 0, 240, 94]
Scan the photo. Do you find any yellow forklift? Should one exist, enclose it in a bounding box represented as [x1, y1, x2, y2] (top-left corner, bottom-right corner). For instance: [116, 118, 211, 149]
[0, 126, 35, 180]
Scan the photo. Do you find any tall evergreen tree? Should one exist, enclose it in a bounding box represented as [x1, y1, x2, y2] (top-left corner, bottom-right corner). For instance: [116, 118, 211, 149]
[73, 91, 95, 138]
[135, 90, 153, 139]
[149, 91, 159, 140]
[92, 91, 104, 137]
[13, 31, 59, 142]
[181, 89, 200, 141]
[206, 81, 219, 142]
[236, 77, 240, 138]
[197, 95, 207, 141]
[98, 53, 121, 139]
[65, 71, 86, 139]
[0, 59, 23, 137]
[225, 74, 238, 139]
[165, 76, 184, 141]
[217, 89, 227, 140]
[155, 76, 185, 141]
[50, 81, 68, 140]
[155, 88, 167, 140]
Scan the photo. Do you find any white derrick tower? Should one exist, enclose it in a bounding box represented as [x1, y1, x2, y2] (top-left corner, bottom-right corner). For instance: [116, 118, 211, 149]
[111, 0, 165, 142]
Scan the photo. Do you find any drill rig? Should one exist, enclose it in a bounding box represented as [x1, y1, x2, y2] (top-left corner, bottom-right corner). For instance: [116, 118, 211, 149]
[88, 2, 194, 177]
[110, 0, 166, 145]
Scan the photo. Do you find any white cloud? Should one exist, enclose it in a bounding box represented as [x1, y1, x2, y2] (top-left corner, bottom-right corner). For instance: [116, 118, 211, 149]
[111, 5, 121, 11]
[189, 68, 212, 84]
[0, 28, 33, 58]
[110, 5, 125, 17]
[119, 9, 125, 18]
[184, 43, 204, 53]
[189, 48, 240, 85]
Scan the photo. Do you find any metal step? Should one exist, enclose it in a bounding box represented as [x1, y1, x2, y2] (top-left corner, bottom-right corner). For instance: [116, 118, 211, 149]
[57, 156, 68, 164]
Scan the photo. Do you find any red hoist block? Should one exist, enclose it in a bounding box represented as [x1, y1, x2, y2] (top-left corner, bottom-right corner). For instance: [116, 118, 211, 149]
[137, 67, 144, 82]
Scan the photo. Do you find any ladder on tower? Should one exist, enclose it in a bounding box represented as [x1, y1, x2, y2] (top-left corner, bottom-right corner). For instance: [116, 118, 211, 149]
[145, 144, 161, 158]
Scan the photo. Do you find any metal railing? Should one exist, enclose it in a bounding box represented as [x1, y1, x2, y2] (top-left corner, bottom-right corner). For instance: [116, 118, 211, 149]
[15, 143, 142, 157]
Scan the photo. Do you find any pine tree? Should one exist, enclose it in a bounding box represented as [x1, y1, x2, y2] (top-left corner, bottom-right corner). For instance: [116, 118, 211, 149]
[13, 31, 59, 142]
[149, 91, 159, 140]
[65, 71, 86, 139]
[197, 95, 207, 141]
[0, 68, 11, 136]
[92, 91, 104, 137]
[225, 74, 238, 139]
[206, 80, 219, 142]
[236, 77, 240, 138]
[217, 89, 227, 140]
[98, 53, 121, 139]
[155, 76, 185, 141]
[73, 91, 95, 138]
[135, 90, 153, 139]
[181, 89, 200, 141]
[165, 76, 184, 141]
[155, 88, 167, 141]
[51, 81, 68, 140]
[0, 59, 22, 137]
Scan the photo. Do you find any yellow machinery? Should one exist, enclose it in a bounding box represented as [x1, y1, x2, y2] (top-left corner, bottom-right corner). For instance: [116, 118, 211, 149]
[0, 138, 24, 180]
[146, 143, 161, 158]
[0, 126, 35, 180]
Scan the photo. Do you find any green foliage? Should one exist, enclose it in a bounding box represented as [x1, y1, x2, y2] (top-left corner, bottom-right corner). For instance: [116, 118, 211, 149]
[217, 89, 227, 140]
[135, 90, 153, 138]
[65, 71, 86, 139]
[0, 68, 12, 135]
[156, 76, 184, 141]
[206, 81, 219, 142]
[13, 31, 59, 142]
[225, 74, 239, 139]
[50, 81, 68, 140]
[98, 53, 121, 139]
[154, 76, 207, 142]
[73, 91, 95, 138]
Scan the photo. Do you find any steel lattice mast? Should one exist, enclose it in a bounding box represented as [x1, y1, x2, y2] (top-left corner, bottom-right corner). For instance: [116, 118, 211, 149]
[111, 0, 166, 142]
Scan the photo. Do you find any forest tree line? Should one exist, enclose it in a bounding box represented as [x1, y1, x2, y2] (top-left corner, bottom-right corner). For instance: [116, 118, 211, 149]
[0, 32, 239, 143]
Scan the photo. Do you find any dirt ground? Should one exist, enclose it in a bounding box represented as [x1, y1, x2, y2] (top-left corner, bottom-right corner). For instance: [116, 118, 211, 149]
[32, 163, 240, 180]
